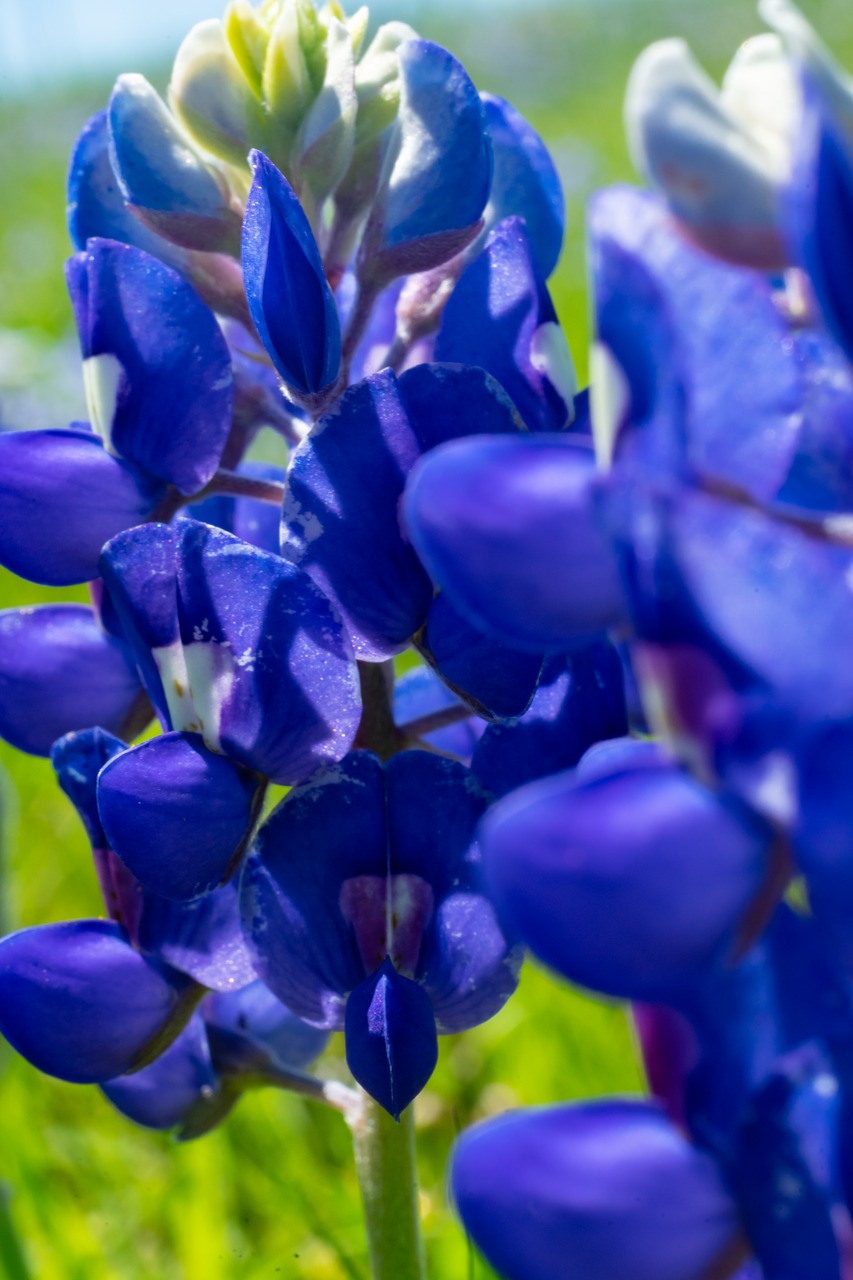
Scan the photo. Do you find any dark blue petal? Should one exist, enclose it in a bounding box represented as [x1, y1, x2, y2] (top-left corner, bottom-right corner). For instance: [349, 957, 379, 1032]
[242, 151, 341, 395]
[386, 750, 520, 1032]
[282, 365, 519, 659]
[435, 217, 575, 433]
[481, 761, 773, 1004]
[795, 722, 853, 979]
[472, 643, 628, 798]
[97, 731, 260, 900]
[240, 752, 386, 1028]
[51, 726, 127, 848]
[394, 664, 484, 759]
[101, 1014, 217, 1130]
[0, 920, 187, 1084]
[0, 428, 164, 586]
[0, 605, 142, 757]
[451, 1101, 743, 1280]
[108, 74, 242, 255]
[136, 881, 256, 992]
[481, 93, 564, 278]
[67, 238, 233, 493]
[363, 40, 492, 279]
[419, 593, 543, 721]
[345, 958, 438, 1119]
[173, 520, 360, 782]
[405, 434, 626, 652]
[67, 110, 188, 269]
[204, 981, 329, 1073]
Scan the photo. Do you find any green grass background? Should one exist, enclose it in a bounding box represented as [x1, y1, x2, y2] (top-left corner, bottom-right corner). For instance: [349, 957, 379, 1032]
[0, 1, 850, 1275]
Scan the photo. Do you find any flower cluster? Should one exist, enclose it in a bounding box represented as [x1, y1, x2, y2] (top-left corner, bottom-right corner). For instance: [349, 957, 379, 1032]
[0, 0, 624, 1151]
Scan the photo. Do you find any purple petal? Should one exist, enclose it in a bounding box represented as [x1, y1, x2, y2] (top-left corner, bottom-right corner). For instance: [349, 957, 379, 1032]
[387, 750, 520, 1032]
[204, 981, 329, 1073]
[481, 760, 773, 1004]
[240, 752, 386, 1028]
[451, 1101, 744, 1280]
[51, 726, 127, 848]
[482, 93, 565, 278]
[101, 1014, 217, 1130]
[136, 881, 256, 992]
[67, 238, 233, 493]
[345, 958, 438, 1119]
[405, 434, 626, 652]
[0, 919, 188, 1084]
[0, 605, 142, 757]
[97, 731, 260, 900]
[242, 151, 341, 395]
[435, 216, 575, 432]
[471, 643, 628, 798]
[0, 428, 163, 586]
[363, 40, 492, 280]
[282, 365, 520, 659]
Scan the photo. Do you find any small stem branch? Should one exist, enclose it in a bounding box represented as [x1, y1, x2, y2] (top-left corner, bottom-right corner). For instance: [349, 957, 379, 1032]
[350, 1097, 426, 1280]
[354, 661, 403, 760]
[398, 702, 471, 743]
[221, 777, 269, 885]
[253, 1068, 363, 1121]
[197, 469, 286, 506]
[341, 277, 381, 377]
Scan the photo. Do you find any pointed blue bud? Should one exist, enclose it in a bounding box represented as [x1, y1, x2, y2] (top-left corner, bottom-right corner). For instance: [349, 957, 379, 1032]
[242, 150, 342, 396]
[345, 957, 438, 1119]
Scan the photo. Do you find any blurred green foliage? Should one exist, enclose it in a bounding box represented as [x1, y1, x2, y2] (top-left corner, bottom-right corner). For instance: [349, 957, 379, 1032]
[0, 1, 851, 1276]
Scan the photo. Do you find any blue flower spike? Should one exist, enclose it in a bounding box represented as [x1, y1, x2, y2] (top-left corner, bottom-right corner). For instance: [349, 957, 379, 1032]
[241, 750, 521, 1118]
[108, 73, 244, 256]
[359, 40, 493, 284]
[242, 150, 342, 399]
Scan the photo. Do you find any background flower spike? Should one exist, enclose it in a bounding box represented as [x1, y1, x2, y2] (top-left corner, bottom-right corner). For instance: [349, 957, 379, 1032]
[0, 920, 193, 1084]
[108, 73, 243, 256]
[344, 957, 438, 1121]
[360, 39, 493, 282]
[242, 150, 342, 397]
[451, 1101, 745, 1280]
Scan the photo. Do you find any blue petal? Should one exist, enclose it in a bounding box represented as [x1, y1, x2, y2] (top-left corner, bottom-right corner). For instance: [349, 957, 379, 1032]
[451, 1101, 743, 1280]
[67, 110, 188, 269]
[97, 731, 260, 900]
[204, 981, 329, 1073]
[240, 752, 386, 1027]
[394, 664, 484, 759]
[0, 428, 163, 586]
[282, 364, 519, 659]
[0, 605, 142, 757]
[101, 1014, 217, 1130]
[482, 93, 564, 278]
[67, 238, 233, 493]
[136, 881, 256, 992]
[419, 593, 544, 720]
[0, 920, 187, 1084]
[435, 217, 574, 432]
[387, 750, 520, 1033]
[242, 151, 341, 395]
[108, 74, 242, 255]
[481, 760, 773, 1004]
[472, 643, 628, 798]
[405, 434, 626, 652]
[51, 726, 127, 848]
[364, 40, 492, 279]
[345, 957, 438, 1119]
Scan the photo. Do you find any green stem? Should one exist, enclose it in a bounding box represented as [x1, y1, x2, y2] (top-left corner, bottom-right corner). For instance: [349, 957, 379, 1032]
[351, 1097, 426, 1280]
